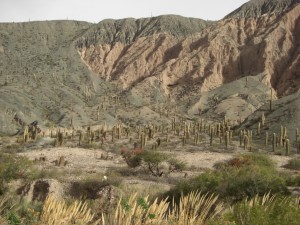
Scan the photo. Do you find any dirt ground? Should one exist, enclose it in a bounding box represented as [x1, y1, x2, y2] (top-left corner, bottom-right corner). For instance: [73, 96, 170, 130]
[18, 145, 292, 178]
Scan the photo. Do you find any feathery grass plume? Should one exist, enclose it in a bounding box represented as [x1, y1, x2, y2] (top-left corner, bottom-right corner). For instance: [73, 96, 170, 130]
[40, 195, 94, 225]
[101, 191, 222, 225]
[245, 192, 275, 210]
[168, 191, 223, 225]
[224, 194, 300, 225]
[102, 193, 168, 225]
[0, 196, 10, 225]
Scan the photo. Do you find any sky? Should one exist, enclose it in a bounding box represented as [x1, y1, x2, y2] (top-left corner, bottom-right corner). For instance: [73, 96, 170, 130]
[0, 0, 249, 23]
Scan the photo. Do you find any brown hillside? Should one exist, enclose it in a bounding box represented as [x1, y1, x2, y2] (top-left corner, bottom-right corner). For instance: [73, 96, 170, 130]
[78, 4, 300, 97]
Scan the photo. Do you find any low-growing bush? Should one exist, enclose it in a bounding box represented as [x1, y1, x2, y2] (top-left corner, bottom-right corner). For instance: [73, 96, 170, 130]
[0, 153, 33, 195]
[284, 158, 300, 171]
[210, 194, 300, 225]
[121, 148, 186, 177]
[167, 153, 289, 202]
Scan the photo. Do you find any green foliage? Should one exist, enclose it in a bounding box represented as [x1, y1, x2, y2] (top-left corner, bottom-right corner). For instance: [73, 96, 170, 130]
[122, 149, 185, 176]
[168, 154, 289, 202]
[141, 151, 168, 165]
[7, 212, 21, 225]
[284, 158, 300, 170]
[168, 158, 186, 171]
[140, 151, 168, 177]
[0, 153, 33, 195]
[121, 152, 142, 168]
[212, 195, 300, 225]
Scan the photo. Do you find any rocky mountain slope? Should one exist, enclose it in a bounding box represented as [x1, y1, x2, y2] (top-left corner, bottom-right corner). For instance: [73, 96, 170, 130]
[0, 0, 300, 135]
[225, 0, 300, 18]
[78, 1, 300, 97]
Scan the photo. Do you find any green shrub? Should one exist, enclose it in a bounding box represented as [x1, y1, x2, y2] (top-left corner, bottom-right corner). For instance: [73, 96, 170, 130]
[284, 158, 300, 170]
[0, 153, 33, 195]
[167, 153, 289, 202]
[7, 212, 21, 225]
[122, 149, 186, 177]
[211, 195, 300, 225]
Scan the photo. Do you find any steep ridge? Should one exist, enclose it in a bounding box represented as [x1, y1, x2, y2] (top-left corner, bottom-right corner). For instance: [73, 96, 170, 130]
[225, 0, 300, 18]
[0, 21, 115, 133]
[78, 2, 300, 97]
[75, 15, 212, 47]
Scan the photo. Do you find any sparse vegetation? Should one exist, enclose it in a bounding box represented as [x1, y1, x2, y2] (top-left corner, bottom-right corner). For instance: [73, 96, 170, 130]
[1, 2, 300, 223]
[167, 154, 289, 202]
[284, 158, 300, 171]
[0, 153, 33, 195]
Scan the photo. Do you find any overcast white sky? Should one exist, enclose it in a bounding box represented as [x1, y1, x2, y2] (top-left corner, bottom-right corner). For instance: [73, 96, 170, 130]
[0, 0, 249, 23]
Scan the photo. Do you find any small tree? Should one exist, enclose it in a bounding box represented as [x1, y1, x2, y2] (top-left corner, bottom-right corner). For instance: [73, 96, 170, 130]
[121, 149, 186, 177]
[140, 151, 168, 177]
[120, 148, 143, 168]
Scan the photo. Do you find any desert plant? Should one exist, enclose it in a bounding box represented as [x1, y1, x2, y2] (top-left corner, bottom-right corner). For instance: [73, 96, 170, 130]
[121, 148, 143, 168]
[214, 194, 300, 225]
[168, 154, 289, 202]
[40, 195, 95, 225]
[101, 192, 222, 225]
[0, 153, 33, 195]
[167, 192, 223, 225]
[284, 158, 300, 171]
[140, 151, 168, 177]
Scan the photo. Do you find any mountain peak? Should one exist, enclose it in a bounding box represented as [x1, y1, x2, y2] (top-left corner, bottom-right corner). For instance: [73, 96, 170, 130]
[75, 15, 213, 47]
[225, 0, 300, 18]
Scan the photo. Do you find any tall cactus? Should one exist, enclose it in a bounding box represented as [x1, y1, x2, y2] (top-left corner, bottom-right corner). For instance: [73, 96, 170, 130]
[225, 131, 229, 149]
[257, 122, 261, 135]
[272, 133, 276, 152]
[244, 135, 249, 151]
[285, 139, 290, 156]
[265, 131, 269, 146]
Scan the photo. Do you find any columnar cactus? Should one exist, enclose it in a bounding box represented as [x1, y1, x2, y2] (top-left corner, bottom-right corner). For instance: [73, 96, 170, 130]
[23, 126, 29, 142]
[58, 156, 65, 167]
[225, 131, 229, 149]
[244, 135, 249, 151]
[285, 139, 290, 156]
[280, 125, 283, 147]
[57, 131, 64, 146]
[272, 133, 276, 152]
[195, 133, 200, 145]
[210, 127, 213, 146]
[239, 130, 243, 146]
[257, 122, 261, 135]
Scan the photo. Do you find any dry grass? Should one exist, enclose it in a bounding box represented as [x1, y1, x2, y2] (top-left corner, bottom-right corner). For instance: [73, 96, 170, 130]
[0, 196, 10, 225]
[101, 191, 223, 225]
[40, 195, 95, 225]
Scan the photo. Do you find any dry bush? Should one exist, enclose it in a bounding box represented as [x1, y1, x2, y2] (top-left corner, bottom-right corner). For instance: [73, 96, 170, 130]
[40, 195, 95, 225]
[101, 191, 223, 225]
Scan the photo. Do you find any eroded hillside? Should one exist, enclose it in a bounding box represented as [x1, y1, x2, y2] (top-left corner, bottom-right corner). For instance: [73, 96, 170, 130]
[0, 0, 300, 135]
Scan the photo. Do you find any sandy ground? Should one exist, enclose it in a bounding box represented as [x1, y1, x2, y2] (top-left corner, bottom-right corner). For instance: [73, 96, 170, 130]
[19, 147, 126, 173]
[19, 146, 292, 173]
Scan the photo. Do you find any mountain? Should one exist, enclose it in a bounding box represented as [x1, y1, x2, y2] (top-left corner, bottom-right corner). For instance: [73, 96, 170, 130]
[76, 15, 212, 47]
[225, 0, 300, 18]
[78, 0, 300, 96]
[0, 0, 300, 135]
